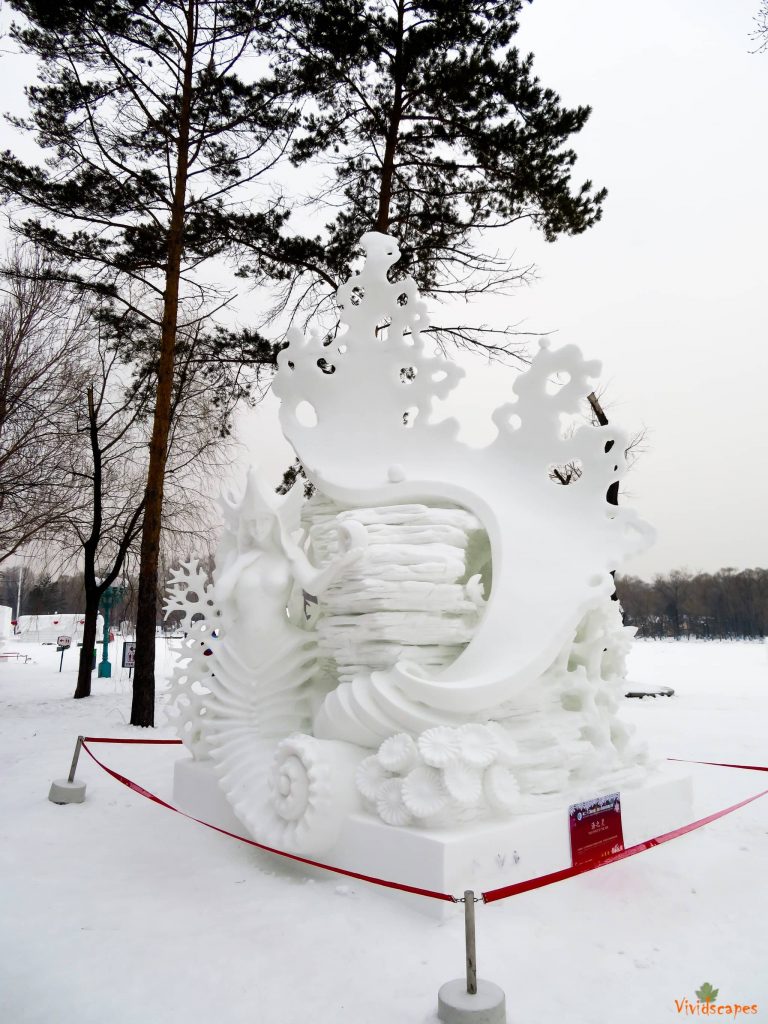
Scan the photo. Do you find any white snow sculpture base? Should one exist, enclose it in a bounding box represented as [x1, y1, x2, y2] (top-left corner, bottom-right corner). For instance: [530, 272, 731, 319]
[173, 758, 249, 836]
[173, 757, 692, 918]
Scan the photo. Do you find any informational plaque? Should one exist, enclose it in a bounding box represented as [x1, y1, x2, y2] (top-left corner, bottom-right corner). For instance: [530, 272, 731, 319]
[122, 641, 137, 668]
[568, 792, 624, 868]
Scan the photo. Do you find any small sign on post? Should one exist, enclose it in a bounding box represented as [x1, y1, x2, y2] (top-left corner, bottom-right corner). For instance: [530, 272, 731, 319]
[122, 641, 136, 678]
[56, 635, 72, 672]
[568, 792, 624, 868]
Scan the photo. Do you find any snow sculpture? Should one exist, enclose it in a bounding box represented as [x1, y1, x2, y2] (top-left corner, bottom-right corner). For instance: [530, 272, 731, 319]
[167, 231, 654, 856]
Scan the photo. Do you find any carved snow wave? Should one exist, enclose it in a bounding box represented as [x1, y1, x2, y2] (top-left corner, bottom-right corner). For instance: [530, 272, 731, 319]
[274, 231, 654, 716]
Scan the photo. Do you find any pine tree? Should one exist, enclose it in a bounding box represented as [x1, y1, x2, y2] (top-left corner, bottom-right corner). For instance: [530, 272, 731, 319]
[0, 0, 294, 725]
[257, 0, 607, 349]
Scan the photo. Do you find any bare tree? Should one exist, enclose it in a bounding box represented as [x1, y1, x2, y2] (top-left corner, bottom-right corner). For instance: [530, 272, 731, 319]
[751, 1, 768, 52]
[0, 243, 92, 565]
[67, 320, 233, 699]
[1, 0, 295, 725]
[69, 352, 148, 698]
[618, 567, 768, 640]
[548, 389, 647, 493]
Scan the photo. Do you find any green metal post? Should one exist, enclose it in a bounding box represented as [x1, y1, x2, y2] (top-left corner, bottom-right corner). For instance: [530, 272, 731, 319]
[98, 582, 127, 679]
[98, 587, 112, 678]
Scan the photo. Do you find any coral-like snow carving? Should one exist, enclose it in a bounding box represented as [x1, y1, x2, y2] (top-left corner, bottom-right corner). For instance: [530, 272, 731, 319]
[164, 561, 219, 759]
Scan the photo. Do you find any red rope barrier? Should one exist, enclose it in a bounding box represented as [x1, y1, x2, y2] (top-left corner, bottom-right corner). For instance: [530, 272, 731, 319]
[79, 737, 768, 906]
[667, 757, 768, 773]
[80, 738, 456, 904]
[481, 781, 768, 903]
[82, 736, 183, 745]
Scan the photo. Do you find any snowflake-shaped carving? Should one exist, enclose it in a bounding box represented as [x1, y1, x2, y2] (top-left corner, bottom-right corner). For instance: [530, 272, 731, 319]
[163, 559, 216, 630]
[165, 611, 220, 759]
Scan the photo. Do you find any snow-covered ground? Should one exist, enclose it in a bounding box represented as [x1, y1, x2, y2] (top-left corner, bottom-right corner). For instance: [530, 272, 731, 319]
[1, 638, 766, 1024]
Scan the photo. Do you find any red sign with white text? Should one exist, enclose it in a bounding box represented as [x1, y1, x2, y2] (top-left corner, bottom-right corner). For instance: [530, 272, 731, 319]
[568, 792, 624, 868]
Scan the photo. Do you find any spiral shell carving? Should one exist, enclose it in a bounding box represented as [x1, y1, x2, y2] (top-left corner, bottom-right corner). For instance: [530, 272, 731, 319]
[262, 734, 366, 853]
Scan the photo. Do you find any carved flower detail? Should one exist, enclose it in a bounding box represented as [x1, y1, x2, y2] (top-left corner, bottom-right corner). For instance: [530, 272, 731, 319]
[356, 755, 392, 802]
[377, 733, 419, 773]
[483, 764, 521, 813]
[401, 764, 449, 818]
[376, 778, 413, 827]
[443, 761, 483, 806]
[457, 724, 498, 768]
[417, 726, 461, 768]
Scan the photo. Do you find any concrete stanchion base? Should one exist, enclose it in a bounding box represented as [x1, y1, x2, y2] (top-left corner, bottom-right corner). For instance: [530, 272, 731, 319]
[437, 979, 506, 1024]
[48, 779, 86, 804]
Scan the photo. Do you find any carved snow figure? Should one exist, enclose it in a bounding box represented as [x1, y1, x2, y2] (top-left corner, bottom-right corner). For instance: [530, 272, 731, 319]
[166, 470, 367, 852]
[167, 231, 655, 855]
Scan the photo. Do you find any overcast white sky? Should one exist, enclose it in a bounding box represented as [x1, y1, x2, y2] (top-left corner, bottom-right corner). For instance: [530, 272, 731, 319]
[3, 1, 766, 579]
[504, 0, 768, 578]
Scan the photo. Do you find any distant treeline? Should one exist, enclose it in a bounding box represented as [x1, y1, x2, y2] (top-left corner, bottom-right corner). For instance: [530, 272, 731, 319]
[616, 568, 768, 639]
[0, 563, 195, 624]
[3, 565, 766, 641]
[0, 570, 85, 618]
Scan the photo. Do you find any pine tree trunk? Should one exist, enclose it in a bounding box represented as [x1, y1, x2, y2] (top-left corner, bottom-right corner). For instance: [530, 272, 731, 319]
[74, 593, 99, 698]
[375, 0, 405, 233]
[131, 0, 197, 728]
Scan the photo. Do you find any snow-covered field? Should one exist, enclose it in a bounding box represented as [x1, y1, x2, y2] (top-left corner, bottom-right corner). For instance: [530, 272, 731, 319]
[1, 639, 766, 1024]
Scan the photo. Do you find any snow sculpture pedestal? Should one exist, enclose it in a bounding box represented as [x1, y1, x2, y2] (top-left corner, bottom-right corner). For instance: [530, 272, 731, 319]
[173, 758, 248, 835]
[173, 758, 692, 918]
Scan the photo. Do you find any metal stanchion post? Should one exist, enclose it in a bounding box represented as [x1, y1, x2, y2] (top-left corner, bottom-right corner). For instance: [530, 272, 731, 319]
[49, 735, 87, 804]
[68, 735, 84, 783]
[465, 890, 478, 995]
[437, 891, 506, 1023]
